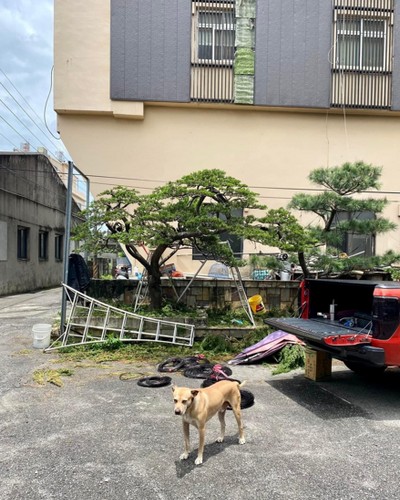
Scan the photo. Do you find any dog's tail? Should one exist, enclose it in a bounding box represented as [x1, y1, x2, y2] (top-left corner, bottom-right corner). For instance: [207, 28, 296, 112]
[238, 380, 246, 389]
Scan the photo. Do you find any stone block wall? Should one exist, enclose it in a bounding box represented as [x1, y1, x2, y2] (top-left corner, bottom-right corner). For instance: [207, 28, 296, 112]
[87, 278, 299, 312]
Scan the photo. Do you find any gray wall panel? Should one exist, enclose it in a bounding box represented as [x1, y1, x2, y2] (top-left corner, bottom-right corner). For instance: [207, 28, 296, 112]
[110, 0, 127, 99]
[111, 0, 191, 102]
[255, 0, 332, 108]
[392, 0, 400, 109]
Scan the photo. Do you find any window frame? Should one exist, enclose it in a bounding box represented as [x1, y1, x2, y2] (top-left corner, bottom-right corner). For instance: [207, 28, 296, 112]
[192, 207, 244, 261]
[196, 9, 235, 64]
[334, 12, 389, 72]
[333, 211, 375, 258]
[55, 233, 64, 262]
[17, 226, 30, 260]
[38, 230, 49, 261]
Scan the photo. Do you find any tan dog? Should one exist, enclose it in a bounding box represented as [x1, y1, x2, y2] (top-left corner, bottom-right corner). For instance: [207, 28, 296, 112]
[172, 380, 246, 465]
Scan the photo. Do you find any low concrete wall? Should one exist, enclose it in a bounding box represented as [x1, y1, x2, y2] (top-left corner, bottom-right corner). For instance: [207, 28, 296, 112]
[87, 278, 299, 312]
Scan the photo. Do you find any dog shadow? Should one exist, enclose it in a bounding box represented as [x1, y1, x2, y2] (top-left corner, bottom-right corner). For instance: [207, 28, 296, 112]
[175, 435, 237, 477]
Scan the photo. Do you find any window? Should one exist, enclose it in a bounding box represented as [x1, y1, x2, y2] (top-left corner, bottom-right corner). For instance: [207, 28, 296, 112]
[331, 1, 394, 109]
[334, 211, 375, 258]
[336, 16, 386, 71]
[39, 231, 49, 260]
[192, 208, 243, 260]
[373, 298, 399, 340]
[197, 10, 235, 63]
[17, 226, 30, 260]
[55, 234, 63, 261]
[0, 221, 7, 261]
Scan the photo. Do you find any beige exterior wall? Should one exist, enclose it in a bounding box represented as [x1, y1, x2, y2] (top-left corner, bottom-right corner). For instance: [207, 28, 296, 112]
[54, 0, 400, 273]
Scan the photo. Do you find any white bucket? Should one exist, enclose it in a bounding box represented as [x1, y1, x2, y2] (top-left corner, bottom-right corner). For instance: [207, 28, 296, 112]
[280, 271, 291, 281]
[32, 323, 52, 349]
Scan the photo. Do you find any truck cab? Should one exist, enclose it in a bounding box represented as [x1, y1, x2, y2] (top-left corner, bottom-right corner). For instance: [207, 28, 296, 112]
[264, 279, 400, 373]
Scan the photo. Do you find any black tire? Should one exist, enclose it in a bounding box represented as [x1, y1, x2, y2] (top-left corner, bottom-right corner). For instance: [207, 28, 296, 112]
[343, 361, 386, 377]
[226, 389, 255, 410]
[201, 378, 241, 388]
[183, 364, 215, 379]
[181, 355, 210, 368]
[137, 376, 172, 388]
[157, 357, 185, 373]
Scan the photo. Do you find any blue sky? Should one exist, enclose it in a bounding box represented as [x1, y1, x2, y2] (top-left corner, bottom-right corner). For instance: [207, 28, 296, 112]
[0, 0, 70, 160]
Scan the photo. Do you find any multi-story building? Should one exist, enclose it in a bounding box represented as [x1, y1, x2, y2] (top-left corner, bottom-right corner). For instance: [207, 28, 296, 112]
[54, 0, 400, 274]
[0, 153, 82, 295]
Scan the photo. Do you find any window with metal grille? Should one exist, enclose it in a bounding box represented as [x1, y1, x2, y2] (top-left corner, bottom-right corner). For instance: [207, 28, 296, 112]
[17, 226, 30, 260]
[198, 11, 235, 63]
[39, 231, 49, 261]
[331, 0, 394, 109]
[191, 1, 235, 103]
[336, 17, 386, 71]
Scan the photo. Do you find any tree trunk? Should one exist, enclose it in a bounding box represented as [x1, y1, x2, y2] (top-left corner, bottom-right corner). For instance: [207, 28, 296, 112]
[147, 244, 168, 310]
[148, 271, 163, 310]
[298, 251, 310, 278]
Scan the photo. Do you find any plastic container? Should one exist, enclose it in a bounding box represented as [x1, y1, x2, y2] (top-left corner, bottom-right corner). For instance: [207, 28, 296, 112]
[248, 295, 266, 314]
[280, 271, 291, 281]
[32, 323, 52, 349]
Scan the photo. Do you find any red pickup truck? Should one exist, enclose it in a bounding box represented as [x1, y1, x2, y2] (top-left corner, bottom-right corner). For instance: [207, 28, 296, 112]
[264, 278, 400, 374]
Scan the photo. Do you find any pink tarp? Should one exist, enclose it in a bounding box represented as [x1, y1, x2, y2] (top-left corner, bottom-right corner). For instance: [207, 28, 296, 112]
[229, 330, 304, 365]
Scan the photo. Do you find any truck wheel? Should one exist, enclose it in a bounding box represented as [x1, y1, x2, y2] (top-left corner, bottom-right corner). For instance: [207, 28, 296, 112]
[343, 361, 386, 376]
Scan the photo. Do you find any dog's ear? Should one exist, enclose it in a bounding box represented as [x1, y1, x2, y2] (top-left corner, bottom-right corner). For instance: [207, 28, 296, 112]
[191, 389, 199, 398]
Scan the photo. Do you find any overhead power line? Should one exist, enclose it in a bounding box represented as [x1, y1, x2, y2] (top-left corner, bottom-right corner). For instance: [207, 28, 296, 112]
[0, 67, 68, 160]
[0, 81, 61, 152]
[0, 66, 61, 141]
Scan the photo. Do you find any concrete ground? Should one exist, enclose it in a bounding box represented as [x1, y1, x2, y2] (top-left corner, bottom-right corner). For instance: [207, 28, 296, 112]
[1, 287, 400, 499]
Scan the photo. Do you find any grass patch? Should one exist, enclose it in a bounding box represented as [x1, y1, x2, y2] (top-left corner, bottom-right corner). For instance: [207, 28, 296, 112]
[272, 345, 305, 375]
[33, 368, 74, 387]
[56, 326, 272, 365]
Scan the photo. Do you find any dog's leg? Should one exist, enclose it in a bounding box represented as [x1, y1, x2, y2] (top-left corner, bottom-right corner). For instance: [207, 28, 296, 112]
[195, 425, 206, 465]
[180, 421, 190, 460]
[231, 403, 245, 445]
[216, 408, 226, 443]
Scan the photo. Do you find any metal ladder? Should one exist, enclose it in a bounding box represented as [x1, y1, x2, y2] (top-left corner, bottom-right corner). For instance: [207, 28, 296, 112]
[230, 265, 255, 326]
[133, 270, 149, 312]
[46, 283, 195, 350]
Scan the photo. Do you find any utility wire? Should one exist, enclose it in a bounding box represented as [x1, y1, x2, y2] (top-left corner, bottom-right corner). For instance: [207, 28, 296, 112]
[0, 80, 62, 153]
[0, 103, 62, 162]
[0, 130, 19, 151]
[0, 66, 61, 141]
[2, 165, 399, 197]
[0, 113, 32, 146]
[0, 67, 68, 160]
[43, 66, 60, 140]
[0, 98, 53, 153]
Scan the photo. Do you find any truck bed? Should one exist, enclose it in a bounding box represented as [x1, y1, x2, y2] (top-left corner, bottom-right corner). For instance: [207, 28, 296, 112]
[264, 317, 385, 366]
[264, 317, 367, 342]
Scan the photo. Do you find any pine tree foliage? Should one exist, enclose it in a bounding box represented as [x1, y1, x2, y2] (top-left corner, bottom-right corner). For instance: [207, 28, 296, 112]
[73, 169, 306, 309]
[289, 161, 399, 277]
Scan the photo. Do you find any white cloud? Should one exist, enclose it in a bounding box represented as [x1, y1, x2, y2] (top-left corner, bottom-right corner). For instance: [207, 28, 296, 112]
[0, 0, 69, 159]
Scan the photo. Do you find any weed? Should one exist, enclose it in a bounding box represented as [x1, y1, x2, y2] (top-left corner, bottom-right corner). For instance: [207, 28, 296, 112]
[200, 334, 232, 354]
[102, 335, 123, 351]
[33, 368, 73, 387]
[272, 344, 305, 375]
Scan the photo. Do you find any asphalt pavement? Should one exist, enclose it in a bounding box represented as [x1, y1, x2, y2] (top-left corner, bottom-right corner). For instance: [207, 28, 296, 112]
[1, 287, 400, 499]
